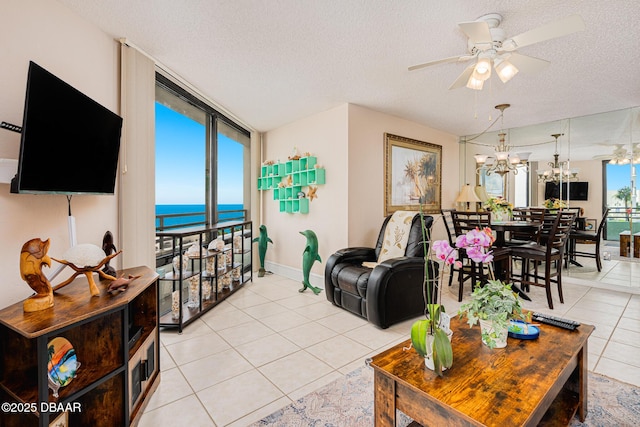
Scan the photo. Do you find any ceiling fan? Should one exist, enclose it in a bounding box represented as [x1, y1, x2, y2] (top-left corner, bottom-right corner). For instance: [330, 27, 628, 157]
[409, 13, 585, 90]
[593, 144, 640, 164]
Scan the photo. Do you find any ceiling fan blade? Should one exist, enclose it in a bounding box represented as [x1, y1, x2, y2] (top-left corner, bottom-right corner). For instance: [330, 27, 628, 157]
[458, 20, 492, 44]
[506, 52, 550, 73]
[448, 63, 476, 90]
[408, 55, 472, 71]
[504, 15, 585, 51]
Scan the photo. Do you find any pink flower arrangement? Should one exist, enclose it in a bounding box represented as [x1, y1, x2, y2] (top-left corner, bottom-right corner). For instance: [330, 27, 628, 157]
[433, 227, 496, 267]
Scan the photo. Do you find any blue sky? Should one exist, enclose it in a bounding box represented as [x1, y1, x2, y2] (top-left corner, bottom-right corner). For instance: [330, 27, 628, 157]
[155, 103, 243, 205]
[607, 164, 634, 191]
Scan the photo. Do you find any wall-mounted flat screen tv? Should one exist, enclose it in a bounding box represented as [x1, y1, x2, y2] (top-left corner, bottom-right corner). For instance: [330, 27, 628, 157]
[544, 181, 589, 201]
[11, 61, 122, 195]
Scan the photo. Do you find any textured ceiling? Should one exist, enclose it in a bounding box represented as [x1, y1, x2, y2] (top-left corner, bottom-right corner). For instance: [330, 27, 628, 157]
[57, 0, 640, 161]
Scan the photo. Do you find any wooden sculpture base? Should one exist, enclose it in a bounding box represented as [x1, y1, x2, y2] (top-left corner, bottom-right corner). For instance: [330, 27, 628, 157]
[23, 292, 54, 312]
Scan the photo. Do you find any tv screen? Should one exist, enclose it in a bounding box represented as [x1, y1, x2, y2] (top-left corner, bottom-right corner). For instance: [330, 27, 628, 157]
[11, 61, 122, 195]
[544, 182, 588, 201]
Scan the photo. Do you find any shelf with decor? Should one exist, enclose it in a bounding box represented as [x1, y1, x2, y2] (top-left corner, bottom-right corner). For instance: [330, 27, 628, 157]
[257, 162, 286, 190]
[257, 155, 326, 214]
[155, 220, 252, 333]
[0, 265, 159, 427]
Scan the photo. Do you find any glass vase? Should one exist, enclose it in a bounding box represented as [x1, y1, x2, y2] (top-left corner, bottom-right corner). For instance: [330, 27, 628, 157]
[492, 209, 511, 223]
[187, 277, 199, 308]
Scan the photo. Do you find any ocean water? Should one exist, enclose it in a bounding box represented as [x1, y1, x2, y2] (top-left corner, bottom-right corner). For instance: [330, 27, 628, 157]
[156, 204, 244, 229]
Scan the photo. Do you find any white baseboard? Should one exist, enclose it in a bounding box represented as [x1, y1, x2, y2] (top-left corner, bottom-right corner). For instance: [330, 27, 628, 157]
[263, 261, 325, 289]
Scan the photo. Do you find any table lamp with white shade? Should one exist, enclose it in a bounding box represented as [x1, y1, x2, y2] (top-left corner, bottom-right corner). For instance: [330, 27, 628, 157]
[456, 184, 481, 211]
[474, 185, 490, 210]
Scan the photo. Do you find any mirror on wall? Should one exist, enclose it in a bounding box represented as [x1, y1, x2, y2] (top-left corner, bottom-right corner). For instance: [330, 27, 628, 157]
[459, 106, 640, 289]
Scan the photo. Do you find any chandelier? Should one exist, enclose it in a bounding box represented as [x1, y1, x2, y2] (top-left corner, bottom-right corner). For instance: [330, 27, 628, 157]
[536, 134, 579, 183]
[473, 104, 531, 176]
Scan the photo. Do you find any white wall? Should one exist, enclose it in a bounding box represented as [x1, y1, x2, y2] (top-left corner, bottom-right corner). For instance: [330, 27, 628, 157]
[0, 0, 120, 308]
[260, 104, 459, 282]
[260, 105, 349, 283]
[347, 104, 459, 244]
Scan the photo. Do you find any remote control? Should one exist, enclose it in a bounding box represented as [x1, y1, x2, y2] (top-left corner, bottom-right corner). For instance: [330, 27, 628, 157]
[532, 312, 580, 331]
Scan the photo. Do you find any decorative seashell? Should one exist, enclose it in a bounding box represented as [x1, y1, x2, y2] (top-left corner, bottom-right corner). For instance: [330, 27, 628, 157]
[233, 235, 242, 251]
[171, 290, 180, 319]
[202, 281, 211, 300]
[186, 244, 201, 257]
[221, 273, 231, 289]
[206, 258, 215, 274]
[173, 255, 188, 273]
[62, 244, 106, 267]
[217, 253, 226, 270]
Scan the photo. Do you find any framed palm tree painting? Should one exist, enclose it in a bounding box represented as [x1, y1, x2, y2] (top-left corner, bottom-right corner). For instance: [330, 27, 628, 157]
[384, 133, 442, 216]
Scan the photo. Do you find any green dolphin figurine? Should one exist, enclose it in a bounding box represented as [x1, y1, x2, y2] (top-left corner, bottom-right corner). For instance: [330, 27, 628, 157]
[300, 230, 322, 294]
[252, 225, 273, 277]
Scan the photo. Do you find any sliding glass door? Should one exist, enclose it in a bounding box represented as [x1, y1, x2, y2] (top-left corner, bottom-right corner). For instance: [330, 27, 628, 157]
[155, 76, 250, 231]
[604, 161, 639, 240]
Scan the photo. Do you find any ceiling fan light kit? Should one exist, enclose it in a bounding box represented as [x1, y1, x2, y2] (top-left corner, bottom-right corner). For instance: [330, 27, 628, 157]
[494, 58, 519, 83]
[466, 75, 485, 90]
[604, 144, 640, 165]
[409, 13, 585, 90]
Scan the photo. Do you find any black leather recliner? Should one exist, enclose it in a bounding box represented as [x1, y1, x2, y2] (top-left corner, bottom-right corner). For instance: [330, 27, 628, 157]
[324, 213, 438, 329]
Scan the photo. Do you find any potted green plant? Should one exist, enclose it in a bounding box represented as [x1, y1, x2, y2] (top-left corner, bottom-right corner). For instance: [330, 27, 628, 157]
[484, 196, 513, 222]
[543, 197, 567, 212]
[458, 279, 524, 349]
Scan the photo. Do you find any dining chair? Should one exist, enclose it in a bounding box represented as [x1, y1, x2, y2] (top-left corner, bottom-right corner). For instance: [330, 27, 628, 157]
[566, 208, 610, 271]
[507, 207, 545, 246]
[440, 209, 463, 288]
[450, 210, 492, 301]
[509, 211, 577, 309]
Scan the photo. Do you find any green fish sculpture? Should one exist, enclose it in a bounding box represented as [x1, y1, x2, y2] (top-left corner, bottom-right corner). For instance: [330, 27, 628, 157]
[299, 230, 322, 294]
[252, 225, 273, 277]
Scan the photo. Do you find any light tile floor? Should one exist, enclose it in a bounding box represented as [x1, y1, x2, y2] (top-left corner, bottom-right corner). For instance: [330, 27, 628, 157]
[140, 253, 640, 427]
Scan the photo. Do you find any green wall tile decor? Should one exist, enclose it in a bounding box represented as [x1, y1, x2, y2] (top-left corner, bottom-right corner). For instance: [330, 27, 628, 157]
[258, 155, 325, 214]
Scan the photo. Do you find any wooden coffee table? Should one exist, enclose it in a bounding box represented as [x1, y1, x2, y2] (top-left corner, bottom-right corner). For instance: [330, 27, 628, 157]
[370, 315, 594, 426]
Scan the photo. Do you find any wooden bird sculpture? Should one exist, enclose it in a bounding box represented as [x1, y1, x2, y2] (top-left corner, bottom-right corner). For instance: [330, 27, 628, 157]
[102, 230, 117, 277]
[299, 230, 322, 294]
[252, 225, 273, 277]
[20, 238, 54, 312]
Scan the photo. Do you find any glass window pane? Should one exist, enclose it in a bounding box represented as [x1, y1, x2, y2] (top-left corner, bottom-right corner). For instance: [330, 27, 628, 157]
[217, 120, 248, 222]
[155, 86, 206, 230]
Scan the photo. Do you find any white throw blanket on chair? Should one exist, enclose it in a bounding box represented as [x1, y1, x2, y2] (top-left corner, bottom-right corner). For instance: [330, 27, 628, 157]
[362, 211, 416, 269]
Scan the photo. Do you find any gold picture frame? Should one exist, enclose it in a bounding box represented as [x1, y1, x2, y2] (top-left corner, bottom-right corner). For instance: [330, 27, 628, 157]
[384, 133, 442, 216]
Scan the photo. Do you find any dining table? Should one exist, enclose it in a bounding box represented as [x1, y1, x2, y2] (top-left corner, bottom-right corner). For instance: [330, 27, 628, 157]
[490, 220, 542, 247]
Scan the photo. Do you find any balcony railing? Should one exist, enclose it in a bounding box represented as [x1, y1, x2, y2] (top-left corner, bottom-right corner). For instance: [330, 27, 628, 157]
[604, 206, 640, 240]
[155, 208, 247, 232]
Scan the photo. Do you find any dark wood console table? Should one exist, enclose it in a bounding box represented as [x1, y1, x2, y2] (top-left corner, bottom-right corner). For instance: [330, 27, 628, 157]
[370, 315, 594, 426]
[0, 266, 159, 427]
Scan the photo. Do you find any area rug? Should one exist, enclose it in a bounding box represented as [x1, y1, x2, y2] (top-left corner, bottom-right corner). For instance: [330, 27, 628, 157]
[251, 365, 640, 426]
